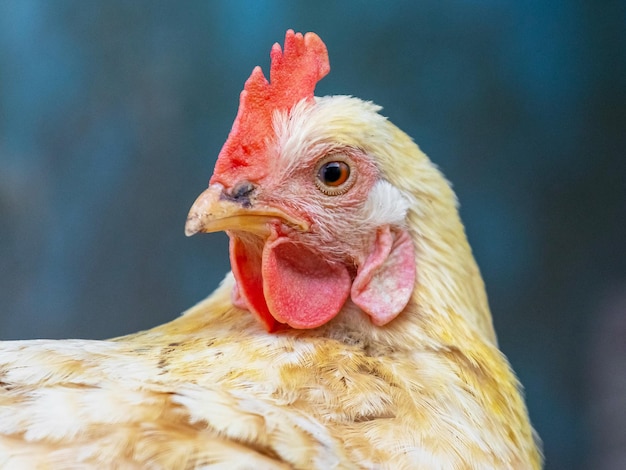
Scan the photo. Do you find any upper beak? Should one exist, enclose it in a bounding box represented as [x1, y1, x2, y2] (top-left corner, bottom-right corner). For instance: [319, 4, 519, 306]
[185, 184, 309, 237]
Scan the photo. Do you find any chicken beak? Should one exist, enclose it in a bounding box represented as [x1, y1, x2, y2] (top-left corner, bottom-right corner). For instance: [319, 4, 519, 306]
[184, 185, 309, 237]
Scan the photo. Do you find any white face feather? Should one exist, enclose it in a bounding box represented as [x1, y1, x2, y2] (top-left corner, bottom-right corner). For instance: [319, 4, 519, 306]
[359, 180, 410, 229]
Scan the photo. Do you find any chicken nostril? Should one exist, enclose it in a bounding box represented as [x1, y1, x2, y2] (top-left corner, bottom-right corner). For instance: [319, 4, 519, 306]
[232, 181, 256, 199]
[221, 181, 256, 207]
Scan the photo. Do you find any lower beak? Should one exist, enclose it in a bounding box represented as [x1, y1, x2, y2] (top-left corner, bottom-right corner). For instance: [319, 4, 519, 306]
[185, 185, 309, 237]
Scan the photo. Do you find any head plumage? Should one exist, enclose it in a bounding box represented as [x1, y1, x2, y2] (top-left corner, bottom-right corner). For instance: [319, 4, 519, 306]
[211, 30, 330, 186]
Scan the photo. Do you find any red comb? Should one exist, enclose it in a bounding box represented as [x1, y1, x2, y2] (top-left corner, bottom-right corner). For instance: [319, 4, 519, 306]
[211, 30, 330, 186]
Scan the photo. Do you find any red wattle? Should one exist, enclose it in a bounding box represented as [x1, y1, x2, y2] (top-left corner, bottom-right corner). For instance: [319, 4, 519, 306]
[229, 237, 279, 331]
[262, 236, 351, 329]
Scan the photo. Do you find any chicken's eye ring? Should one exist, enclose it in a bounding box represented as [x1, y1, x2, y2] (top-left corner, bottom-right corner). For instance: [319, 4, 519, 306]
[315, 155, 355, 196]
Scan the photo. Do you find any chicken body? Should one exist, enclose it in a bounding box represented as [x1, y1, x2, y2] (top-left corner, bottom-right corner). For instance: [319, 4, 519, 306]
[0, 31, 541, 469]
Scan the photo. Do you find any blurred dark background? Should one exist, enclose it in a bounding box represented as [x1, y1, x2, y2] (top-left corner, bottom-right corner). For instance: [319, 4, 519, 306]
[1, 1, 624, 468]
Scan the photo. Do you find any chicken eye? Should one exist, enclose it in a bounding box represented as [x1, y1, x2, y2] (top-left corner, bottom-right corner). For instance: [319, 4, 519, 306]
[319, 161, 350, 186]
[315, 157, 355, 195]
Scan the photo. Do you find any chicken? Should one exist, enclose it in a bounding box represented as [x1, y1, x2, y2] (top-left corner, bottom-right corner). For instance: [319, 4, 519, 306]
[0, 30, 542, 469]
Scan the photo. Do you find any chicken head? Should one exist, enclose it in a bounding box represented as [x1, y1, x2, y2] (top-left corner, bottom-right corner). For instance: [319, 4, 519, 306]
[185, 30, 416, 332]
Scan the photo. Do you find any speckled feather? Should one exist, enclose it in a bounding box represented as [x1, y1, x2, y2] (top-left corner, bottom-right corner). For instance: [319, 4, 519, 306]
[0, 32, 541, 469]
[0, 273, 540, 468]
